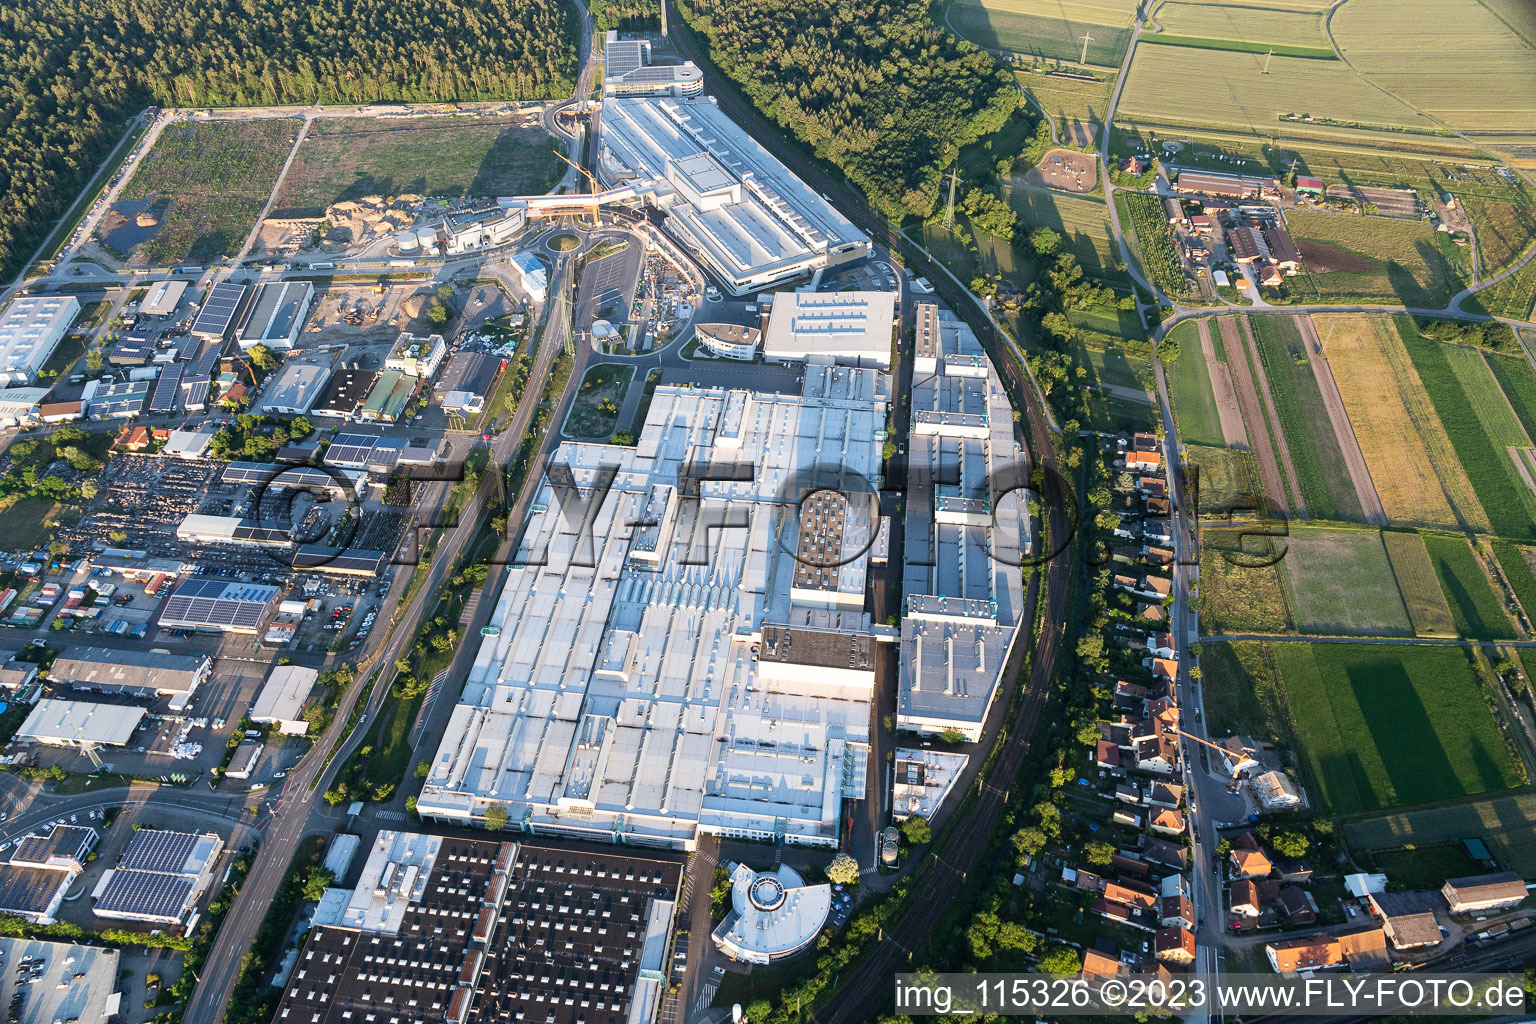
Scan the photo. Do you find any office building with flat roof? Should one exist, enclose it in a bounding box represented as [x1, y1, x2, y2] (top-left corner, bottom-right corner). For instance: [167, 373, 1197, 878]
[0, 296, 79, 385]
[416, 366, 890, 849]
[598, 95, 868, 295]
[603, 31, 703, 97]
[898, 304, 1030, 741]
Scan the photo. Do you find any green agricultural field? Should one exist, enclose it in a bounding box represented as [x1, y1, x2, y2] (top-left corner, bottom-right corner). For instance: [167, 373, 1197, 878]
[1198, 640, 1290, 743]
[1120, 192, 1189, 297]
[948, 0, 1136, 65]
[1285, 210, 1464, 308]
[1137, 35, 1334, 59]
[1001, 183, 1119, 273]
[1186, 444, 1264, 515]
[1465, 256, 1536, 321]
[1381, 531, 1458, 638]
[1280, 528, 1411, 636]
[1486, 352, 1536, 444]
[1344, 793, 1536, 877]
[1248, 315, 1363, 522]
[1421, 533, 1517, 639]
[1071, 303, 1143, 342]
[272, 117, 565, 218]
[1198, 527, 1292, 634]
[1491, 540, 1536, 624]
[1275, 642, 1522, 815]
[1117, 44, 1438, 140]
[1149, 3, 1330, 49]
[107, 119, 301, 266]
[1018, 70, 1117, 127]
[1163, 322, 1223, 447]
[1331, 0, 1536, 132]
[1395, 317, 1536, 538]
[1441, 346, 1531, 451]
[1458, 191, 1536, 275]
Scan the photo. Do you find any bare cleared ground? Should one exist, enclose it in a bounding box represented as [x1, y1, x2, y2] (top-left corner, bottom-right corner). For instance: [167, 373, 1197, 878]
[1197, 318, 1249, 448]
[1297, 314, 1387, 524]
[1217, 315, 1292, 518]
[1022, 148, 1098, 193]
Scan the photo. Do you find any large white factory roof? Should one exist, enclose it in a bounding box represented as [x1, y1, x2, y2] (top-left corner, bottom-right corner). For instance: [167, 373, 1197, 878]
[0, 296, 79, 386]
[598, 96, 867, 294]
[761, 290, 896, 368]
[249, 664, 320, 734]
[898, 304, 1030, 740]
[416, 366, 890, 849]
[17, 699, 145, 747]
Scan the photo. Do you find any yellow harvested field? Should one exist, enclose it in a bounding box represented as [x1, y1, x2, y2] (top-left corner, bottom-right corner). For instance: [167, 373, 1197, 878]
[1151, 3, 1328, 46]
[1318, 314, 1489, 532]
[971, 0, 1140, 25]
[1333, 0, 1536, 131]
[1119, 45, 1439, 135]
[1018, 71, 1117, 126]
[1382, 531, 1458, 638]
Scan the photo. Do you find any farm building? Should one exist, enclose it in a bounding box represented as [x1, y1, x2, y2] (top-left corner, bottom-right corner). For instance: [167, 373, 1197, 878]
[1294, 175, 1325, 195]
[1173, 169, 1275, 199]
[238, 281, 314, 351]
[0, 296, 80, 386]
[1164, 197, 1186, 226]
[1263, 225, 1302, 273]
[1441, 873, 1528, 914]
[1228, 226, 1264, 264]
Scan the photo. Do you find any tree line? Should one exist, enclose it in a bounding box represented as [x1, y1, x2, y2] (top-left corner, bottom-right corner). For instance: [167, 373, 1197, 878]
[0, 0, 578, 279]
[672, 0, 1015, 220]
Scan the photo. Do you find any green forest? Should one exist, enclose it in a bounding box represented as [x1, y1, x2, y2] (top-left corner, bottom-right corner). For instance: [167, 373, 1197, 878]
[593, 0, 661, 31]
[673, 0, 1014, 219]
[0, 0, 577, 279]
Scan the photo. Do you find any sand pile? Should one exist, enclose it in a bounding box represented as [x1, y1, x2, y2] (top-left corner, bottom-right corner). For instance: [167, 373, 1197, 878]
[325, 196, 419, 243]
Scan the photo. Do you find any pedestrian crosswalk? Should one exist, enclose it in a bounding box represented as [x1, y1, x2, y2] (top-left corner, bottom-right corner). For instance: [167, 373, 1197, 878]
[376, 809, 406, 821]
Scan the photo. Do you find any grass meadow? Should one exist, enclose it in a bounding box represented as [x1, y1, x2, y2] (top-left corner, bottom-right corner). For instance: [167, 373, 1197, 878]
[1275, 642, 1522, 815]
[1421, 533, 1516, 639]
[1186, 444, 1264, 516]
[1344, 793, 1536, 876]
[1396, 316, 1536, 538]
[1163, 321, 1225, 447]
[1381, 530, 1458, 637]
[1198, 527, 1292, 634]
[1279, 528, 1411, 636]
[274, 117, 564, 217]
[1248, 315, 1362, 522]
[1286, 211, 1465, 308]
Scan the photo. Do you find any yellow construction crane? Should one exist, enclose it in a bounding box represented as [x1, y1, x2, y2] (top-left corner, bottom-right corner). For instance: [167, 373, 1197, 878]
[1172, 727, 1258, 789]
[553, 149, 601, 222]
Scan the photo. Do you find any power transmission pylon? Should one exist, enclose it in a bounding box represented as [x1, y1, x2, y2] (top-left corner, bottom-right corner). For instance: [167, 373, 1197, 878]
[944, 168, 961, 229]
[1262, 48, 1275, 73]
[1078, 31, 1095, 65]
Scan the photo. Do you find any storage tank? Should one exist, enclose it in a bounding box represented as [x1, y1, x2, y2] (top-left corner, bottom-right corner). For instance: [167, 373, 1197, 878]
[395, 231, 420, 254]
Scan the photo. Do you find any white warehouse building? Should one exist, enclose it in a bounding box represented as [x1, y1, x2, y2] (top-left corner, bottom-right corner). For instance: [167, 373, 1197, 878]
[761, 291, 896, 368]
[415, 366, 893, 850]
[897, 304, 1032, 741]
[598, 94, 868, 295]
[0, 295, 80, 386]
